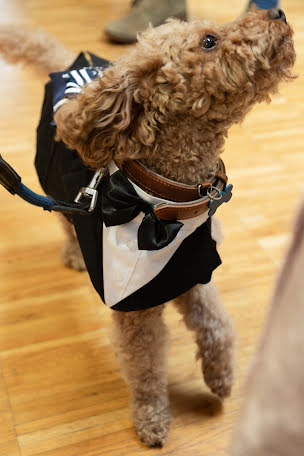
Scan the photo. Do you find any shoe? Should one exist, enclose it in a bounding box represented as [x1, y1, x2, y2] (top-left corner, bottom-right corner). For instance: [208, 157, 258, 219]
[104, 0, 187, 44]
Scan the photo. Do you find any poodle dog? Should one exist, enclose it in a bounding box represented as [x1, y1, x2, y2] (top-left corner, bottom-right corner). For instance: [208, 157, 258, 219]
[0, 7, 295, 447]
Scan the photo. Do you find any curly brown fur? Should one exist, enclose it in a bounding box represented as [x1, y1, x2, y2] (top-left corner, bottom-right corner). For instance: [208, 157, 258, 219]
[111, 306, 171, 447]
[0, 9, 296, 447]
[0, 25, 75, 73]
[175, 281, 235, 399]
[53, 10, 295, 184]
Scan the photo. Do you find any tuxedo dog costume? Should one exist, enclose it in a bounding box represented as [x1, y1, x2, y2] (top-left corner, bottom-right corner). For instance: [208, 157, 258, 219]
[35, 52, 227, 312]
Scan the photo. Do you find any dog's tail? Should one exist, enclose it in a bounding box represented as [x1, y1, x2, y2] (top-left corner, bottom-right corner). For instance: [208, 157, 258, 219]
[0, 24, 76, 74]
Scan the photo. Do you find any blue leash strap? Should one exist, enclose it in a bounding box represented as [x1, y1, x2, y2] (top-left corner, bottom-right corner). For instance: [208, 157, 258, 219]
[0, 154, 91, 216]
[18, 182, 56, 210]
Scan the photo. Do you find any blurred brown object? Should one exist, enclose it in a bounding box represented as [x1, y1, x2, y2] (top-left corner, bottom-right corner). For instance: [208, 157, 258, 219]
[104, 0, 187, 43]
[230, 198, 304, 456]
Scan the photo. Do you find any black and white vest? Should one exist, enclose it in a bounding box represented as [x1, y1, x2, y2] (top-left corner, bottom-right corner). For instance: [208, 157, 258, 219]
[35, 52, 222, 312]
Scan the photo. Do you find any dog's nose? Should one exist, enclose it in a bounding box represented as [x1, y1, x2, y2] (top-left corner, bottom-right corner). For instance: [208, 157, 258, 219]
[267, 8, 287, 24]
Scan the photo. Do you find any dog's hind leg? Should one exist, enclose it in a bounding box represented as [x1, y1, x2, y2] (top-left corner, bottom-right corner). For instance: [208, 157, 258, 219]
[111, 305, 171, 447]
[58, 214, 86, 271]
[174, 282, 235, 399]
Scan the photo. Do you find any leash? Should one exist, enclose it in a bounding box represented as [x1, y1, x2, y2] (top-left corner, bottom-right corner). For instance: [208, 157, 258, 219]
[0, 154, 105, 216]
[0, 153, 233, 219]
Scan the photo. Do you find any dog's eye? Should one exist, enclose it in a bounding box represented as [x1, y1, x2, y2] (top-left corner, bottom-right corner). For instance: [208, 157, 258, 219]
[201, 35, 217, 50]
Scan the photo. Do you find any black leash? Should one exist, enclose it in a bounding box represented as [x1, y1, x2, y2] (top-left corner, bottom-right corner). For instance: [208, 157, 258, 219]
[0, 154, 105, 216]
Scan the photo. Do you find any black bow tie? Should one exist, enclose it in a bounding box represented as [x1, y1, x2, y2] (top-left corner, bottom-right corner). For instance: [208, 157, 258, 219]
[101, 170, 183, 250]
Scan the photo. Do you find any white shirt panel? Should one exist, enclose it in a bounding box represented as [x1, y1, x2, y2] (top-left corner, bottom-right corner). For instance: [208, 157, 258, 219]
[103, 162, 208, 307]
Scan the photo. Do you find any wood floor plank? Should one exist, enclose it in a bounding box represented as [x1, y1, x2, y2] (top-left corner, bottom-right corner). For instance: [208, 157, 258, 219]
[0, 364, 21, 456]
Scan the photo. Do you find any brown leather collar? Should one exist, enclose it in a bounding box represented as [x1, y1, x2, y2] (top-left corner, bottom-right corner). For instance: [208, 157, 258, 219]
[122, 159, 228, 221]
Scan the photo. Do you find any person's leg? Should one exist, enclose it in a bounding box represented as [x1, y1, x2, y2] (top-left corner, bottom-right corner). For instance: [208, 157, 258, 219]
[249, 0, 279, 9]
[230, 204, 304, 455]
[104, 0, 187, 44]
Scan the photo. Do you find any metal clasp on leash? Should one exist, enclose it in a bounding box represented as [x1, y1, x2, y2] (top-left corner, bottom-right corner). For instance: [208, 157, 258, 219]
[74, 167, 107, 212]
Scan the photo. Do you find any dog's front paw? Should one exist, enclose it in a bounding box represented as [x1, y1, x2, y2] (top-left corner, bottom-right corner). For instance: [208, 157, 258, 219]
[204, 372, 233, 399]
[202, 357, 234, 399]
[61, 240, 86, 271]
[132, 401, 172, 447]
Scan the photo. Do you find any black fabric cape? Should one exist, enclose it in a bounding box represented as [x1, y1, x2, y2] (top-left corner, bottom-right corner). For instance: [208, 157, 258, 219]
[35, 52, 222, 312]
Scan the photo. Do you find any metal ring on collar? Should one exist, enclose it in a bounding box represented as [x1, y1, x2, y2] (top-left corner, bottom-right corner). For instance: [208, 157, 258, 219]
[207, 185, 223, 200]
[197, 183, 211, 198]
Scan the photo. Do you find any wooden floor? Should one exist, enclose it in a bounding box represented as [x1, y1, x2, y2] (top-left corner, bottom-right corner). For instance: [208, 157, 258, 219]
[0, 1, 303, 455]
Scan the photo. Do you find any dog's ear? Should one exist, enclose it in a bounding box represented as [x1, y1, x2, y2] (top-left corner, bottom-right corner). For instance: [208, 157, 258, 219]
[54, 67, 142, 168]
[54, 55, 164, 169]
